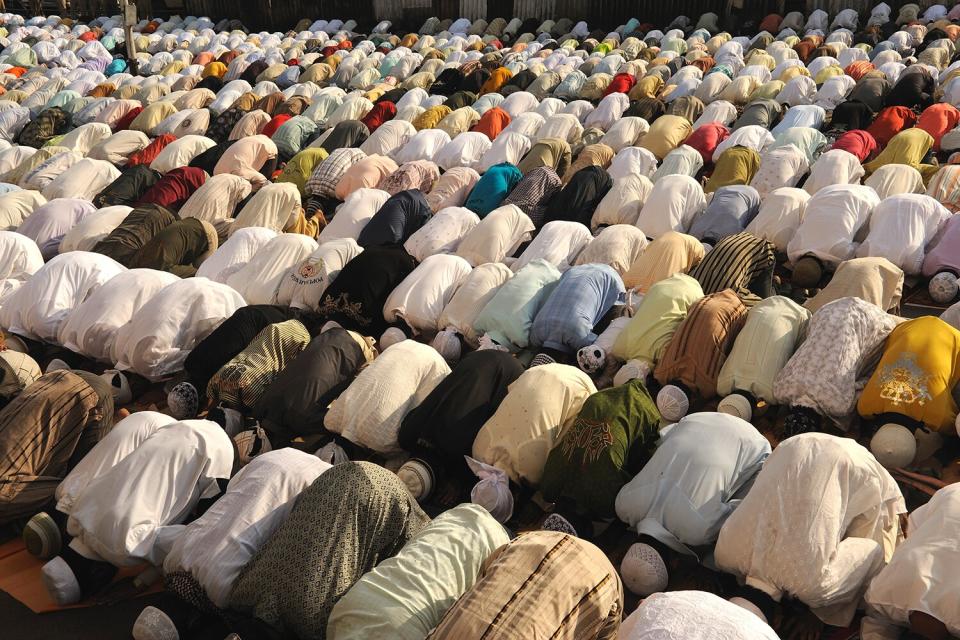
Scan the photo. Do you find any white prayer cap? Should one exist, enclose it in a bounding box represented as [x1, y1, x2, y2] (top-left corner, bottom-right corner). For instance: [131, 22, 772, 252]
[100, 369, 132, 405]
[233, 426, 272, 466]
[717, 393, 752, 421]
[613, 358, 652, 386]
[41, 556, 82, 606]
[466, 455, 514, 523]
[729, 597, 767, 623]
[397, 458, 435, 501]
[701, 242, 713, 254]
[656, 384, 689, 422]
[620, 542, 668, 596]
[431, 329, 462, 364]
[167, 382, 199, 420]
[930, 272, 959, 304]
[379, 327, 406, 350]
[132, 606, 180, 640]
[576, 344, 606, 374]
[870, 423, 916, 468]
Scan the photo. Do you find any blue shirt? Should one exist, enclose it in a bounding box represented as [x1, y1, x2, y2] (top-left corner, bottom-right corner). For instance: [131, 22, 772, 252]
[529, 263, 625, 353]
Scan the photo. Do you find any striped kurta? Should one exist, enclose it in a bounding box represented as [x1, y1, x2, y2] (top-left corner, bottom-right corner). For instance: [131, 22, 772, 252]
[654, 289, 749, 398]
[206, 319, 311, 412]
[688, 231, 776, 301]
[427, 531, 623, 640]
[0, 370, 103, 524]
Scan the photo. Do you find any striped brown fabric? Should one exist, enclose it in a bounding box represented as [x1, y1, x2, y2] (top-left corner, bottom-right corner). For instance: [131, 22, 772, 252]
[654, 289, 749, 398]
[0, 370, 101, 524]
[688, 231, 776, 301]
[427, 531, 623, 640]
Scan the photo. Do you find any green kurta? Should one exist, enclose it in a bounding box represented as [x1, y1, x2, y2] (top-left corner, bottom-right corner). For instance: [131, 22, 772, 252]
[540, 378, 661, 520]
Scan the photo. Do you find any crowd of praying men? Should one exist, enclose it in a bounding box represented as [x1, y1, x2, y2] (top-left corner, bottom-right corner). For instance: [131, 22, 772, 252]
[1, 4, 960, 639]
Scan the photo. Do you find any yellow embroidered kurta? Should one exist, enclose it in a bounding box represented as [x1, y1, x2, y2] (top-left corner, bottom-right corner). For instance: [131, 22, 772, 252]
[858, 316, 960, 432]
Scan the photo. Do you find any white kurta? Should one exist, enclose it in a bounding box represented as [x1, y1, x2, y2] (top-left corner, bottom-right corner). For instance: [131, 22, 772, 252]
[324, 340, 451, 454]
[318, 188, 391, 243]
[618, 591, 780, 640]
[112, 278, 246, 380]
[0, 191, 47, 231]
[59, 205, 132, 253]
[163, 449, 329, 607]
[512, 220, 594, 272]
[715, 434, 904, 627]
[635, 175, 707, 239]
[56, 411, 177, 515]
[178, 174, 253, 223]
[230, 182, 302, 235]
[773, 296, 899, 421]
[745, 187, 810, 253]
[787, 184, 880, 266]
[0, 252, 126, 342]
[196, 227, 278, 284]
[59, 269, 179, 362]
[864, 484, 960, 638]
[437, 262, 513, 347]
[66, 420, 234, 567]
[803, 149, 865, 195]
[856, 193, 951, 274]
[226, 234, 318, 304]
[41, 158, 120, 202]
[383, 254, 472, 332]
[455, 204, 535, 266]
[472, 363, 596, 486]
[275, 238, 363, 310]
[591, 174, 653, 229]
[149, 135, 217, 174]
[403, 206, 479, 261]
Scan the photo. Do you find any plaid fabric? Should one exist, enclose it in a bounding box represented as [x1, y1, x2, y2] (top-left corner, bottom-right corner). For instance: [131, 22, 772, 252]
[502, 166, 562, 228]
[305, 148, 366, 198]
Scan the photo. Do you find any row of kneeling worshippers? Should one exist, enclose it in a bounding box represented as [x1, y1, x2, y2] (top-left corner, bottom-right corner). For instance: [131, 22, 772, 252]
[10, 3, 960, 308]
[1, 5, 960, 640]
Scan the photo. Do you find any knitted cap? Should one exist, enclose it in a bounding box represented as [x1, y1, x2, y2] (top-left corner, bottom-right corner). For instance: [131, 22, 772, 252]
[656, 384, 690, 422]
[380, 327, 406, 350]
[718, 393, 753, 421]
[431, 329, 462, 364]
[620, 542, 668, 596]
[397, 458, 435, 501]
[132, 606, 180, 640]
[930, 272, 959, 304]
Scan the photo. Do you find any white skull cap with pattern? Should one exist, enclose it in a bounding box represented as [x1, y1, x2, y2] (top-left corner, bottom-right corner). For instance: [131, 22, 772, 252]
[870, 423, 917, 468]
[132, 606, 180, 640]
[431, 329, 462, 363]
[379, 327, 407, 350]
[717, 393, 752, 421]
[613, 358, 652, 386]
[397, 458, 434, 501]
[620, 542, 668, 596]
[576, 344, 606, 373]
[930, 272, 959, 304]
[657, 384, 690, 422]
[466, 455, 514, 523]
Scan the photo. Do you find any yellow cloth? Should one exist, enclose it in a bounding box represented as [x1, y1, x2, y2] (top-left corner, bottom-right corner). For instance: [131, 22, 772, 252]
[612, 273, 704, 364]
[864, 128, 935, 177]
[622, 231, 704, 293]
[472, 363, 596, 486]
[705, 146, 761, 193]
[858, 316, 960, 433]
[639, 114, 692, 160]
